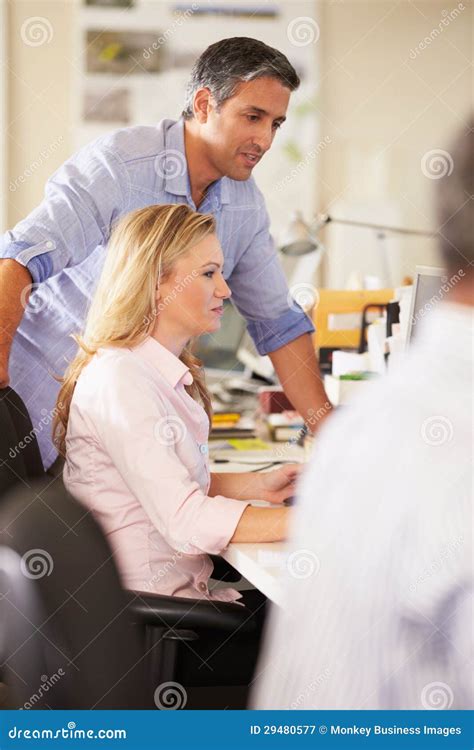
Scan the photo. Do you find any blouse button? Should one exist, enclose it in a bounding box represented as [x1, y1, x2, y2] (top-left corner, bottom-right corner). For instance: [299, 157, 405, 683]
[199, 443, 208, 455]
[198, 581, 207, 593]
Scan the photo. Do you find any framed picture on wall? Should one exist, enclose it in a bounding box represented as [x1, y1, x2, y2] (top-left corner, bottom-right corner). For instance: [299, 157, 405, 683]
[86, 30, 165, 74]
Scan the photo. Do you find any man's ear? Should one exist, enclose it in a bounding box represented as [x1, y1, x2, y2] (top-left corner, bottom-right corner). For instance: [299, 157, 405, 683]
[193, 87, 213, 123]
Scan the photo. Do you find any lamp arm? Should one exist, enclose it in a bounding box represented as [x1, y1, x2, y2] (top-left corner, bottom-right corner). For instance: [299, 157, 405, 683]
[316, 213, 434, 238]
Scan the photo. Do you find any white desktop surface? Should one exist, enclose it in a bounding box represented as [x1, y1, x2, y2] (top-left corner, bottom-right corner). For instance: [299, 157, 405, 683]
[220, 541, 289, 608]
[210, 442, 305, 607]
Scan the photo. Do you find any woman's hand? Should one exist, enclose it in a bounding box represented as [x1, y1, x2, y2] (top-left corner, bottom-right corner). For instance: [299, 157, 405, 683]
[258, 464, 302, 505]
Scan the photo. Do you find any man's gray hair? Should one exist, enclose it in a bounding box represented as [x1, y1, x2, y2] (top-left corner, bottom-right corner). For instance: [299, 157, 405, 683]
[436, 116, 474, 272]
[182, 37, 300, 120]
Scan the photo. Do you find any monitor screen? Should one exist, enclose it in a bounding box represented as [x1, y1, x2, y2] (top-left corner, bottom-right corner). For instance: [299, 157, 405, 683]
[408, 265, 446, 342]
[191, 299, 246, 371]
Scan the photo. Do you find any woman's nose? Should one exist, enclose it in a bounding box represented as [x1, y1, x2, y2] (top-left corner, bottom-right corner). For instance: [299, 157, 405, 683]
[216, 274, 231, 299]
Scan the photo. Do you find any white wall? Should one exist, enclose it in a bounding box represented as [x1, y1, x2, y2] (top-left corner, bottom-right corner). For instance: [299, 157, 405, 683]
[6, 0, 77, 227]
[317, 0, 472, 287]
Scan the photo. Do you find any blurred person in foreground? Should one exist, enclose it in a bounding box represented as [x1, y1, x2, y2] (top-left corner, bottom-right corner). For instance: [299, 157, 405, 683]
[252, 120, 473, 710]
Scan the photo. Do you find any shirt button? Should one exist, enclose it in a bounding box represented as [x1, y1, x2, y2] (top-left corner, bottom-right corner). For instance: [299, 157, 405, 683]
[46, 241, 53, 249]
[198, 581, 207, 593]
[199, 443, 208, 455]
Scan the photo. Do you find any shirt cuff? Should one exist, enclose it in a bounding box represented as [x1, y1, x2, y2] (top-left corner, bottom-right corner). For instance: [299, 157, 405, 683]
[193, 496, 250, 555]
[247, 305, 315, 356]
[0, 238, 54, 284]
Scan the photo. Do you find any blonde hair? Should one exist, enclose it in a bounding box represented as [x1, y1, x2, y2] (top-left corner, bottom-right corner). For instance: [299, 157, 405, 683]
[53, 204, 215, 456]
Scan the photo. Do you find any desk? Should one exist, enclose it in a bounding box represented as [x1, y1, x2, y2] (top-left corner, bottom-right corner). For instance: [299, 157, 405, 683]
[220, 542, 288, 608]
[210, 442, 305, 607]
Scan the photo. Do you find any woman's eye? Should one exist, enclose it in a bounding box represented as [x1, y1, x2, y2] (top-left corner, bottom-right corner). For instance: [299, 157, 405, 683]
[204, 271, 214, 278]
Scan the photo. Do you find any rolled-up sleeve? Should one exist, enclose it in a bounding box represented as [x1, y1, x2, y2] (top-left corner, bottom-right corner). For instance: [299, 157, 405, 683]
[89, 359, 249, 555]
[227, 201, 314, 355]
[0, 141, 127, 285]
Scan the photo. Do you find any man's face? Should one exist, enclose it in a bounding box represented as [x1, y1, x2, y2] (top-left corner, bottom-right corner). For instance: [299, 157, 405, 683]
[200, 76, 291, 181]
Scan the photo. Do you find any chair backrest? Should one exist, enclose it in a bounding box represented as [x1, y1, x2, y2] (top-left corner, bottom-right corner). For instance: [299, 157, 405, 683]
[0, 479, 149, 708]
[0, 387, 45, 495]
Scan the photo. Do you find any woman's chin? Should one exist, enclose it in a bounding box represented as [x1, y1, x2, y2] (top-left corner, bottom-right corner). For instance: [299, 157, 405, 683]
[206, 318, 222, 333]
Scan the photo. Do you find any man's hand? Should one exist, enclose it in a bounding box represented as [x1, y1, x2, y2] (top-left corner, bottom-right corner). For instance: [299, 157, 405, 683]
[269, 334, 332, 435]
[258, 463, 302, 504]
[0, 347, 10, 388]
[0, 259, 32, 388]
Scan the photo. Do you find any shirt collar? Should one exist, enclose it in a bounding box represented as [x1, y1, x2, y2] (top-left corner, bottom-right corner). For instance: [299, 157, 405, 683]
[131, 337, 193, 388]
[163, 118, 230, 206]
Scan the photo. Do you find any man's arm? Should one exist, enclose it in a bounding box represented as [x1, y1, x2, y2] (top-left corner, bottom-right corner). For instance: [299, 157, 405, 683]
[0, 140, 127, 385]
[269, 333, 332, 434]
[0, 260, 32, 387]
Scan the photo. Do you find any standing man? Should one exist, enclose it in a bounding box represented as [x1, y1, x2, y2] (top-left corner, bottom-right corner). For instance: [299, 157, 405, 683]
[0, 37, 330, 470]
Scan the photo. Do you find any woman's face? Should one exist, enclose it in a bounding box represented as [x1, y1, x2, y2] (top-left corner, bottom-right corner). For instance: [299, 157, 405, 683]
[155, 232, 231, 344]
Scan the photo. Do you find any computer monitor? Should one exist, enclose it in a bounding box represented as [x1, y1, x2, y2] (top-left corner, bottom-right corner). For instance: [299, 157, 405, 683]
[407, 265, 446, 343]
[191, 299, 246, 372]
[194, 248, 324, 379]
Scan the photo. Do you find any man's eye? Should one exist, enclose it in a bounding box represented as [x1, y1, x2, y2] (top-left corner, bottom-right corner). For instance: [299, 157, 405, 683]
[247, 115, 259, 122]
[273, 122, 282, 130]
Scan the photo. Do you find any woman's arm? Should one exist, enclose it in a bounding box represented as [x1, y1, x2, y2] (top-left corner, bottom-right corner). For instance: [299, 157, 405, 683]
[210, 464, 301, 504]
[230, 505, 290, 543]
[210, 471, 264, 501]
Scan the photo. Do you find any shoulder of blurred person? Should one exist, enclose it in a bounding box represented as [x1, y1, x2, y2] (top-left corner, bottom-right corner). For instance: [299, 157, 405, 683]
[252, 300, 473, 709]
[252, 118, 473, 710]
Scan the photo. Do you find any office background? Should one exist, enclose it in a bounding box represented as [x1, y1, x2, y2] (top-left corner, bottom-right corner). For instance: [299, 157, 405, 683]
[1, 0, 472, 291]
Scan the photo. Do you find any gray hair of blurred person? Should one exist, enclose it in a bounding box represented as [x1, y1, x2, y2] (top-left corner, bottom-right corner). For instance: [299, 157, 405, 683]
[182, 37, 300, 120]
[436, 116, 474, 274]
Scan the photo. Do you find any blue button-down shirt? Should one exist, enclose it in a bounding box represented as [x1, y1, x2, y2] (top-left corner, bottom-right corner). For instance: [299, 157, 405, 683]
[1, 118, 313, 468]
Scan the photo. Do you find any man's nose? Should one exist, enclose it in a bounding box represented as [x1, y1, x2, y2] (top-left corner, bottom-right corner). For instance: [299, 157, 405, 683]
[253, 125, 273, 153]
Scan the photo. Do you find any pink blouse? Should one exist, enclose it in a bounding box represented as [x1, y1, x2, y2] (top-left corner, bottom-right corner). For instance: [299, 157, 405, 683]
[63, 337, 249, 602]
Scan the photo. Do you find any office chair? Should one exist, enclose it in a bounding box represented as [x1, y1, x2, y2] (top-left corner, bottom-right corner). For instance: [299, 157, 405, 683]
[0, 388, 257, 709]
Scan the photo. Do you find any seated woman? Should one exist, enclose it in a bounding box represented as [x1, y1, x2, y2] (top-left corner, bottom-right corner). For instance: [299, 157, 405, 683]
[53, 203, 297, 605]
